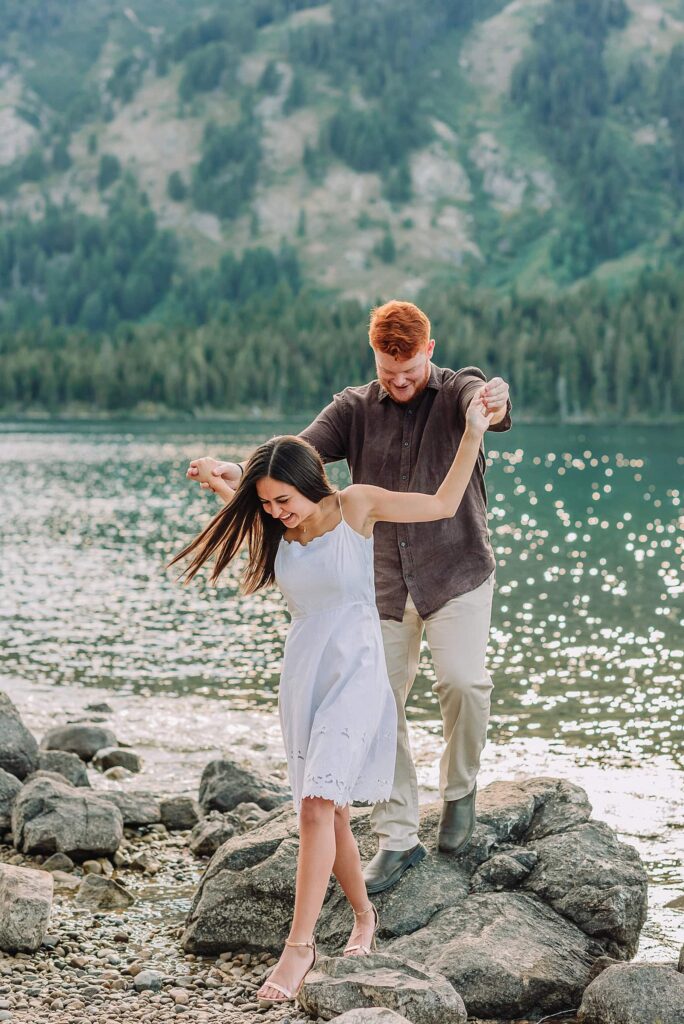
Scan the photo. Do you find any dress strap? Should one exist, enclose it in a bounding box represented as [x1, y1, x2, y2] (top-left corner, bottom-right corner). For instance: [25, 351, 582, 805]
[337, 490, 346, 524]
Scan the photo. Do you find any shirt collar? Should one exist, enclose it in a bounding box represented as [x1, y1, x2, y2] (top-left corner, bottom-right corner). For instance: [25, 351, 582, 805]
[377, 362, 442, 402]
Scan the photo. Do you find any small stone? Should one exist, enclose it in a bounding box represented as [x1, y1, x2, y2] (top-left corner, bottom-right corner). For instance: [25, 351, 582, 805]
[82, 860, 102, 875]
[74, 874, 134, 911]
[41, 852, 75, 873]
[169, 988, 190, 1005]
[134, 970, 164, 993]
[131, 851, 161, 875]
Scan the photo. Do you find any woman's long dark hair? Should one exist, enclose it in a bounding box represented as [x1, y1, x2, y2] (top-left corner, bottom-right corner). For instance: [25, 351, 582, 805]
[169, 435, 335, 592]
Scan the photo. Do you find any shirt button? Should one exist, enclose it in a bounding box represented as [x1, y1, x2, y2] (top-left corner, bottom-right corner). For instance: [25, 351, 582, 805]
[400, 541, 407, 548]
[403, 441, 409, 447]
[401, 474, 407, 481]
[408, 410, 413, 416]
[406, 573, 413, 580]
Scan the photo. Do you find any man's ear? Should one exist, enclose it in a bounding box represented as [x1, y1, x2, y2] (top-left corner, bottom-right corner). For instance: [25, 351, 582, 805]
[427, 338, 436, 358]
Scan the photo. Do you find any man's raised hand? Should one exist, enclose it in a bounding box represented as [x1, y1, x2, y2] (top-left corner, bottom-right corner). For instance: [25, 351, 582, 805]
[478, 377, 509, 420]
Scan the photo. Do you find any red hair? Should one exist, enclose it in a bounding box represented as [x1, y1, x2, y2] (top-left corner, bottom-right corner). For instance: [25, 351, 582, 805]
[369, 300, 431, 359]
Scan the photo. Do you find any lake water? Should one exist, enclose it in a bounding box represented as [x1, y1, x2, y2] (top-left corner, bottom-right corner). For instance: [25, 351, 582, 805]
[1, 419, 682, 961]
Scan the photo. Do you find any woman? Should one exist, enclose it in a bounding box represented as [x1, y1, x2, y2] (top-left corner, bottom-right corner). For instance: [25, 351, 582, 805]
[171, 396, 491, 1007]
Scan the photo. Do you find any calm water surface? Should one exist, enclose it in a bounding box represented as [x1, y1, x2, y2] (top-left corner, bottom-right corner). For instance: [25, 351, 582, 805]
[1, 420, 682, 959]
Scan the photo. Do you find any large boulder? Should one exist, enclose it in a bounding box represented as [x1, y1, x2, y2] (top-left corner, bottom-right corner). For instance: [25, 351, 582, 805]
[0, 864, 53, 953]
[299, 953, 467, 1024]
[182, 777, 648, 1022]
[11, 776, 123, 859]
[41, 723, 117, 762]
[0, 693, 39, 780]
[198, 758, 289, 813]
[37, 751, 90, 787]
[0, 768, 22, 832]
[577, 962, 684, 1024]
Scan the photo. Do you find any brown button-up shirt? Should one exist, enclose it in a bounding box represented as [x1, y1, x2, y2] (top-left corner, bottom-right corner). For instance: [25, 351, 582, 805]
[299, 363, 512, 622]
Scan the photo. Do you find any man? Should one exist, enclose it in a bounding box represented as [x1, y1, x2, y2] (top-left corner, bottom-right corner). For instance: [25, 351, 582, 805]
[188, 300, 511, 894]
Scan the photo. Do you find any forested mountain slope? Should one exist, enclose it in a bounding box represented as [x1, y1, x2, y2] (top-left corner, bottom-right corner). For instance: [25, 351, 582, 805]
[0, 0, 683, 416]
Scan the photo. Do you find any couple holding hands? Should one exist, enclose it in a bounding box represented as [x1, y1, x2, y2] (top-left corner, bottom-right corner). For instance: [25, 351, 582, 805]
[175, 299, 511, 1007]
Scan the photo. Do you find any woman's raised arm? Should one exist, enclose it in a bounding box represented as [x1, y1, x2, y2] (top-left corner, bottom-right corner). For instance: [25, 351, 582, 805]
[343, 397, 491, 531]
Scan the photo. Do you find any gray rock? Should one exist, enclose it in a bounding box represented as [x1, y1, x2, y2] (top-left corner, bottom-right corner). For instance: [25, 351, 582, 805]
[41, 852, 74, 872]
[0, 863, 53, 952]
[133, 969, 164, 992]
[0, 692, 39, 780]
[11, 776, 123, 859]
[98, 790, 161, 827]
[679, 943, 683, 974]
[40, 723, 117, 762]
[470, 848, 538, 891]
[523, 819, 648, 957]
[190, 812, 236, 857]
[51, 870, 81, 893]
[0, 768, 21, 831]
[84, 702, 114, 714]
[299, 954, 466, 1024]
[74, 874, 134, 910]
[577, 962, 684, 1024]
[38, 750, 90, 787]
[182, 776, 647, 1021]
[92, 747, 142, 773]
[332, 1011, 413, 1024]
[160, 795, 200, 831]
[391, 890, 599, 1020]
[198, 758, 289, 814]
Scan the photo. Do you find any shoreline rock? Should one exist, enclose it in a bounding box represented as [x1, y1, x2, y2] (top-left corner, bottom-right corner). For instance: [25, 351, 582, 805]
[182, 777, 648, 1020]
[40, 723, 118, 763]
[0, 693, 39, 780]
[0, 863, 53, 953]
[198, 759, 289, 814]
[12, 776, 124, 859]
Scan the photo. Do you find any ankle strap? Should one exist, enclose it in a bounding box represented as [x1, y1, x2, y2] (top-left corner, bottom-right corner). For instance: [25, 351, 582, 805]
[285, 938, 315, 949]
[354, 904, 375, 918]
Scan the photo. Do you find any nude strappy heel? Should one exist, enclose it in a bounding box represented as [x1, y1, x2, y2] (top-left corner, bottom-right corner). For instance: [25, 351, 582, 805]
[343, 903, 379, 956]
[257, 937, 317, 1008]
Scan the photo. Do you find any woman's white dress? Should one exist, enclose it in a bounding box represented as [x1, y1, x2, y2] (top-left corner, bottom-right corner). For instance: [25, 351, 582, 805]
[274, 496, 397, 813]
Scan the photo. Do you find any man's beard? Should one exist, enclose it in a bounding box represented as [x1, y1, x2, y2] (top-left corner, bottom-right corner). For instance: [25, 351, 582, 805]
[388, 363, 431, 404]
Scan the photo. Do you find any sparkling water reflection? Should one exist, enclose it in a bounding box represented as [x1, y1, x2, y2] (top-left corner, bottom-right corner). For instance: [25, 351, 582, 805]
[1, 420, 681, 764]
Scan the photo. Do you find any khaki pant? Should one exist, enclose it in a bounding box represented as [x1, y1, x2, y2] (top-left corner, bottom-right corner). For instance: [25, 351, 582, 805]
[371, 573, 495, 851]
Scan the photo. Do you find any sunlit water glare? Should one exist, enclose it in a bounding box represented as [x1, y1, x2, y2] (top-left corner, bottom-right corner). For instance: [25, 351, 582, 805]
[1, 420, 682, 959]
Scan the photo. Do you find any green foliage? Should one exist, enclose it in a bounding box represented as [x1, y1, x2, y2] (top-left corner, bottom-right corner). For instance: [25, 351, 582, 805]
[283, 70, 306, 114]
[1, 264, 681, 418]
[97, 154, 121, 191]
[658, 43, 684, 189]
[107, 55, 147, 104]
[0, 185, 177, 331]
[20, 150, 46, 182]
[374, 231, 396, 264]
[167, 171, 187, 202]
[258, 60, 281, 95]
[191, 118, 261, 220]
[52, 139, 72, 172]
[179, 42, 232, 101]
[510, 0, 649, 276]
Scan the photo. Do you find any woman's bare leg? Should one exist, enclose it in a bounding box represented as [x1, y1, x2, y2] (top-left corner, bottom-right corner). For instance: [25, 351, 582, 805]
[257, 796, 336, 1002]
[332, 805, 377, 953]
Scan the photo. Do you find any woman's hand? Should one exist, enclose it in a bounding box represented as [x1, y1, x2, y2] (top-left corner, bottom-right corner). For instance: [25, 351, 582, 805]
[193, 457, 221, 487]
[466, 396, 493, 437]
